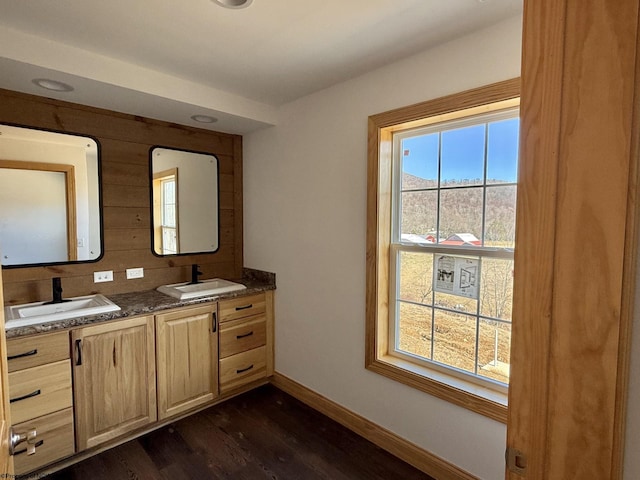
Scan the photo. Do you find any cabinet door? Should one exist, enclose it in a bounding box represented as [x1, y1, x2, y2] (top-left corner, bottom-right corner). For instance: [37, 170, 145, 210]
[72, 316, 156, 451]
[155, 305, 218, 420]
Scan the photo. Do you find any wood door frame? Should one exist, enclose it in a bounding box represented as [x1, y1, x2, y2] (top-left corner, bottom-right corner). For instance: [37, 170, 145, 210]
[0, 263, 13, 474]
[0, 159, 77, 261]
[507, 1, 640, 478]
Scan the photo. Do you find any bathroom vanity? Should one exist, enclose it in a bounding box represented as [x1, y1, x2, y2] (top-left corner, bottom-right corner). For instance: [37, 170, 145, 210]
[0, 89, 259, 476]
[5, 275, 275, 476]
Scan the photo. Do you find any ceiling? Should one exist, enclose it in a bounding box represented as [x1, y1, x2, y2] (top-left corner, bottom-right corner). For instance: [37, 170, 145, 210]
[0, 0, 522, 134]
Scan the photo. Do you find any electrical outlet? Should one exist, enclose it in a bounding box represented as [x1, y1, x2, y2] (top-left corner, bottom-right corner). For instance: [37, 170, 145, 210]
[94, 270, 114, 283]
[126, 267, 144, 279]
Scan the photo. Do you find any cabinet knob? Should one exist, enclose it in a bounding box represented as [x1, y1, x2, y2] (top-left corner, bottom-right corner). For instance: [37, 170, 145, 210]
[9, 427, 38, 456]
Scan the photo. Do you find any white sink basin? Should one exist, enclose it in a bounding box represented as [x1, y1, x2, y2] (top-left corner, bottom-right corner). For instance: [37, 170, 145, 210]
[157, 278, 246, 300]
[4, 294, 121, 329]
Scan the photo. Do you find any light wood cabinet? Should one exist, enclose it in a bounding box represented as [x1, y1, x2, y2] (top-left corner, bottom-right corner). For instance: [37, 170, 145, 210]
[7, 331, 69, 373]
[12, 408, 75, 475]
[218, 291, 274, 393]
[219, 346, 268, 391]
[155, 304, 218, 420]
[218, 293, 266, 323]
[72, 316, 157, 451]
[9, 360, 72, 424]
[219, 315, 266, 359]
[6, 331, 75, 475]
[4, 289, 274, 474]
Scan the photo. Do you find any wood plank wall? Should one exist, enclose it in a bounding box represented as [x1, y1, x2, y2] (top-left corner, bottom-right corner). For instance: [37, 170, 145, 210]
[0, 88, 243, 305]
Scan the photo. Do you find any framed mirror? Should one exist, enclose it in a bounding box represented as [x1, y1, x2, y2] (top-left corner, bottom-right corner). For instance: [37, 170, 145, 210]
[150, 146, 219, 256]
[0, 123, 103, 268]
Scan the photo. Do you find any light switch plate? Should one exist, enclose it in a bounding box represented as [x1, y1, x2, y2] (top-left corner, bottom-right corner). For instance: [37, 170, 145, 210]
[126, 267, 144, 279]
[94, 270, 113, 283]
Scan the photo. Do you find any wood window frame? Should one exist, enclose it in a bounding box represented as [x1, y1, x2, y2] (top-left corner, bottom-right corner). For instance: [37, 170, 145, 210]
[366, 78, 520, 423]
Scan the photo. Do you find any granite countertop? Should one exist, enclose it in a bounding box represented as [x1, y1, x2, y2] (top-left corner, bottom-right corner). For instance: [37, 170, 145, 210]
[5, 268, 275, 339]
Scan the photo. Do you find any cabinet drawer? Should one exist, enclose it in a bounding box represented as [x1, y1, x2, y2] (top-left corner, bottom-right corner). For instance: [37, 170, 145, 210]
[9, 360, 72, 424]
[13, 407, 75, 476]
[7, 331, 69, 373]
[219, 294, 266, 323]
[219, 315, 266, 358]
[219, 346, 267, 393]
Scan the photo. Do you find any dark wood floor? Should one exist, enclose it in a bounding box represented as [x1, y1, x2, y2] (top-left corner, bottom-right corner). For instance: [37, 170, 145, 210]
[45, 384, 433, 480]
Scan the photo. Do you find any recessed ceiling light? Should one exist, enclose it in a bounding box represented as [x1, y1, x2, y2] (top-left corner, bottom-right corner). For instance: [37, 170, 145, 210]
[211, 0, 253, 9]
[190, 114, 218, 124]
[32, 78, 74, 92]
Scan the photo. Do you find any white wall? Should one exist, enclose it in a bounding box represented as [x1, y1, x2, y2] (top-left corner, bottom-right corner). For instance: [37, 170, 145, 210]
[624, 257, 640, 479]
[244, 16, 522, 480]
[0, 138, 94, 262]
[0, 169, 68, 264]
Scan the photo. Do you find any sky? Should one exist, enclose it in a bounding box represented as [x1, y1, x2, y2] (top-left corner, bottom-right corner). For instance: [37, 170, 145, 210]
[401, 117, 520, 185]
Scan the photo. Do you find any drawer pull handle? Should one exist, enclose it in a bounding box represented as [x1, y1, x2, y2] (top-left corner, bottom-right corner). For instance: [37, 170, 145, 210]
[75, 339, 83, 366]
[235, 304, 253, 311]
[236, 331, 254, 340]
[7, 349, 38, 361]
[10, 389, 41, 404]
[237, 364, 254, 374]
[14, 440, 43, 456]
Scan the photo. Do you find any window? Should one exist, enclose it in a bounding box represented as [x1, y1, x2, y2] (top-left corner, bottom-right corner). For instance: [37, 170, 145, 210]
[366, 79, 520, 422]
[392, 109, 518, 389]
[160, 176, 178, 254]
[152, 168, 179, 255]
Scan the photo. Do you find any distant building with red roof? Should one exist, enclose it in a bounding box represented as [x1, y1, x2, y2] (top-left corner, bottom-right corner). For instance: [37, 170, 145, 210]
[439, 233, 481, 246]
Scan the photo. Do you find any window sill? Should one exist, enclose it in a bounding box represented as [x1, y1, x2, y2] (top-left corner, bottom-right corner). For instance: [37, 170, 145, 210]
[367, 355, 507, 423]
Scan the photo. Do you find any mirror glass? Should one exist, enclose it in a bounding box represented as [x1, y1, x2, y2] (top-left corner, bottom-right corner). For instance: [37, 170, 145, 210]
[150, 147, 219, 256]
[0, 124, 102, 267]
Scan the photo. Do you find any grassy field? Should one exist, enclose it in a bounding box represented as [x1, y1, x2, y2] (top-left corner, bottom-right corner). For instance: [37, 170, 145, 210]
[396, 251, 513, 384]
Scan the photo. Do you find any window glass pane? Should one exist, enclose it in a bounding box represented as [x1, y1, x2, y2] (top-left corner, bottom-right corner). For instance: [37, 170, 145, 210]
[439, 187, 483, 242]
[162, 179, 175, 203]
[161, 226, 177, 255]
[484, 185, 517, 248]
[398, 251, 434, 305]
[400, 190, 437, 241]
[441, 124, 485, 186]
[397, 302, 432, 360]
[487, 118, 519, 184]
[479, 258, 514, 321]
[401, 133, 439, 190]
[433, 310, 477, 373]
[163, 204, 176, 228]
[477, 319, 511, 384]
[434, 290, 478, 315]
